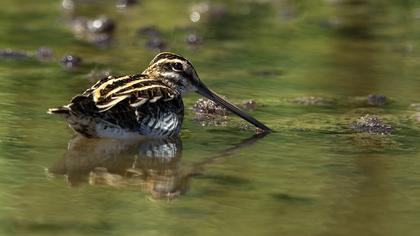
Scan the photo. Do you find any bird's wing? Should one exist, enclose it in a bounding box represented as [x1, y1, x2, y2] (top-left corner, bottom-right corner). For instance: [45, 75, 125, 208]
[86, 74, 179, 112]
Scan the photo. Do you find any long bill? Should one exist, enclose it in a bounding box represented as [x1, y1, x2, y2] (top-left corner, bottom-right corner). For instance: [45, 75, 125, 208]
[196, 83, 272, 132]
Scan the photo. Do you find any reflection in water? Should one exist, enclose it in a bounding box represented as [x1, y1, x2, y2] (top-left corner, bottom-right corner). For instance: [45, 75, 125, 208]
[330, 0, 373, 39]
[325, 1, 393, 235]
[48, 134, 266, 199]
[328, 0, 382, 95]
[49, 136, 186, 199]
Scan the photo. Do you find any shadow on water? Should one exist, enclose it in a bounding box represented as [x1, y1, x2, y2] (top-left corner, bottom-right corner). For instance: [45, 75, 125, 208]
[48, 133, 268, 199]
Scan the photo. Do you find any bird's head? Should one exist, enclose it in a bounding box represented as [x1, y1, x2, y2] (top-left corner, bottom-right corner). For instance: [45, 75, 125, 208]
[143, 52, 271, 132]
[143, 52, 200, 94]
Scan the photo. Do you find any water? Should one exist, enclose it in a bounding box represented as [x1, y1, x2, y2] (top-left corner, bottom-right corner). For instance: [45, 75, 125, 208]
[1, 0, 420, 235]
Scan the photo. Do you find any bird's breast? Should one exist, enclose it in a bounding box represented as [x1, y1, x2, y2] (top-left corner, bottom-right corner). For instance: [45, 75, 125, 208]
[139, 111, 182, 137]
[136, 97, 184, 137]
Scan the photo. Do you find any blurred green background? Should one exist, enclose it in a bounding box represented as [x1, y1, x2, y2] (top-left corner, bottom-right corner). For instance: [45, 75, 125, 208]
[1, 0, 420, 235]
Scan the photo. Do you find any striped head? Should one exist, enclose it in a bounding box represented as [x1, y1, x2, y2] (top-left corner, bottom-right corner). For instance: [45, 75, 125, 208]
[143, 52, 200, 94]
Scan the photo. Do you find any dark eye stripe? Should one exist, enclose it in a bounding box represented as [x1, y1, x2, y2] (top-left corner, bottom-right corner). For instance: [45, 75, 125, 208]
[172, 62, 183, 71]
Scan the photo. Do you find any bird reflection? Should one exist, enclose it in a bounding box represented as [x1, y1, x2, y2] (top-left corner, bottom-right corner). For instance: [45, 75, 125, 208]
[48, 133, 266, 199]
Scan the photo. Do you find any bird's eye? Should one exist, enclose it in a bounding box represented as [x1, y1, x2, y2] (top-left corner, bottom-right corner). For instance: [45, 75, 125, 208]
[171, 62, 183, 71]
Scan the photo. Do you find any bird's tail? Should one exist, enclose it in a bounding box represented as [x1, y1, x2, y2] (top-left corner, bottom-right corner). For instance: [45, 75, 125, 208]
[48, 106, 71, 116]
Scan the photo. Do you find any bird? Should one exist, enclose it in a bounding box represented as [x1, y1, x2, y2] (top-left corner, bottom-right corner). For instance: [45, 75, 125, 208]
[48, 52, 271, 138]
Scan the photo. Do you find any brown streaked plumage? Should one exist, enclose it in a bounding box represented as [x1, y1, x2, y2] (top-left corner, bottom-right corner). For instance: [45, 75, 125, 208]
[48, 52, 271, 138]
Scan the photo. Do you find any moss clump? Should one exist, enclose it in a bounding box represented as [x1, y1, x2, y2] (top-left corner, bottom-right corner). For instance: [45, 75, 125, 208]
[192, 98, 228, 126]
[349, 114, 394, 135]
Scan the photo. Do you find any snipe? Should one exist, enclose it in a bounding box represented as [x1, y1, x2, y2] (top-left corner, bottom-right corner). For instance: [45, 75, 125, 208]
[49, 52, 271, 138]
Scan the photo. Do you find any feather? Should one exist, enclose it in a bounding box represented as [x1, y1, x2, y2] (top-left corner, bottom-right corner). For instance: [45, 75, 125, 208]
[130, 98, 148, 107]
[89, 74, 179, 112]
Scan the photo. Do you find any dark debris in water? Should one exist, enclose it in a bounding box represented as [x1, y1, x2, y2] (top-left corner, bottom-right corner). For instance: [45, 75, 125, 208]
[251, 69, 282, 77]
[136, 25, 167, 51]
[345, 94, 391, 108]
[192, 98, 228, 126]
[136, 25, 161, 37]
[241, 99, 258, 110]
[87, 16, 115, 34]
[271, 193, 314, 204]
[237, 123, 265, 135]
[60, 54, 82, 69]
[89, 34, 113, 48]
[116, 0, 138, 9]
[185, 33, 202, 46]
[367, 94, 387, 106]
[173, 26, 203, 47]
[192, 98, 264, 133]
[1, 47, 54, 62]
[0, 48, 29, 60]
[349, 114, 394, 135]
[36, 47, 53, 61]
[193, 98, 227, 116]
[145, 37, 167, 51]
[69, 16, 115, 48]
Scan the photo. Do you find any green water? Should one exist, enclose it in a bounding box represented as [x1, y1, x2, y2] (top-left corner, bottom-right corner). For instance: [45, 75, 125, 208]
[2, 0, 420, 235]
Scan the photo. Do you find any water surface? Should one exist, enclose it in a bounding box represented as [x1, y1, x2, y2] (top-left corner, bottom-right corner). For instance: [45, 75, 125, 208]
[1, 0, 420, 235]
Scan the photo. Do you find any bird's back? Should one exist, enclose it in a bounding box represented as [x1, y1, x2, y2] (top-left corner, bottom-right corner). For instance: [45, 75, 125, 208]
[49, 74, 184, 138]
